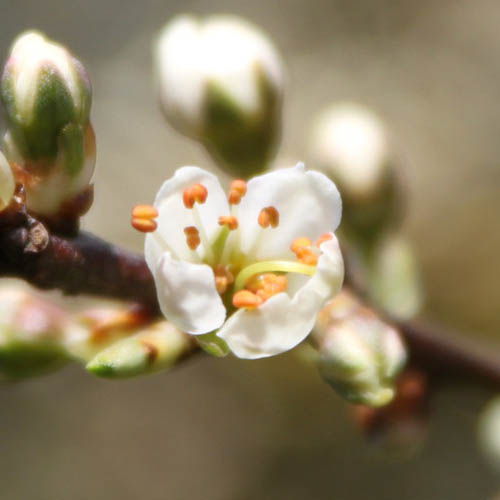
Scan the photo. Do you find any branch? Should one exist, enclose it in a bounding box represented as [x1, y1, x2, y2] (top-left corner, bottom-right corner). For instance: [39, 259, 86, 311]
[1, 191, 499, 387]
[0, 188, 159, 313]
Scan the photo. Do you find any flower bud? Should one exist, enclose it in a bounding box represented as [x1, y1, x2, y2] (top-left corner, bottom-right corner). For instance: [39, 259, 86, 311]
[0, 282, 70, 380]
[155, 15, 284, 178]
[0, 151, 15, 209]
[310, 102, 400, 242]
[1, 31, 95, 216]
[86, 321, 192, 378]
[315, 291, 407, 407]
[367, 234, 422, 319]
[478, 396, 500, 474]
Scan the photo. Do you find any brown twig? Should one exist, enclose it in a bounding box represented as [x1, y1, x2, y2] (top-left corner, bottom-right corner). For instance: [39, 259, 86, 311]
[0, 187, 159, 314]
[1, 190, 499, 387]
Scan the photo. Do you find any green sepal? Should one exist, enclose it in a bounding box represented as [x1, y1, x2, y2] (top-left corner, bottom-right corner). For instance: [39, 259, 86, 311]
[196, 331, 229, 358]
[86, 325, 191, 379]
[0, 339, 69, 381]
[58, 122, 85, 177]
[202, 64, 281, 179]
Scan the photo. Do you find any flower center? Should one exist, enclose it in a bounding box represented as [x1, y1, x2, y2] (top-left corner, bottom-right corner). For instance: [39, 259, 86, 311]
[132, 181, 334, 311]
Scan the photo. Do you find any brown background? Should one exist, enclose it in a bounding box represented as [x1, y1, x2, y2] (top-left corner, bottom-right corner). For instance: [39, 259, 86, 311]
[0, 0, 499, 498]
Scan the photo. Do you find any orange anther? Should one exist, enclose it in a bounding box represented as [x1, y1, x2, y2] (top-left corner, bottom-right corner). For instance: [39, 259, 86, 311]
[218, 215, 239, 230]
[258, 206, 280, 228]
[297, 250, 318, 266]
[131, 218, 157, 233]
[184, 226, 200, 250]
[290, 237, 318, 265]
[131, 204, 158, 233]
[228, 179, 247, 205]
[232, 290, 264, 309]
[132, 205, 158, 219]
[290, 237, 312, 253]
[316, 233, 333, 248]
[183, 183, 208, 208]
[231, 179, 247, 196]
[246, 273, 288, 301]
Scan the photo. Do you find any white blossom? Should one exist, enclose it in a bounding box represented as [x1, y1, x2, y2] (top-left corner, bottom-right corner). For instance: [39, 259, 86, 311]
[141, 163, 344, 359]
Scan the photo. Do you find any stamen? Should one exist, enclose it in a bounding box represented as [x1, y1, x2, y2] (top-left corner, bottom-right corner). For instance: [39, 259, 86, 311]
[246, 273, 288, 302]
[184, 226, 200, 250]
[290, 237, 312, 253]
[214, 264, 234, 294]
[232, 290, 263, 309]
[191, 205, 214, 264]
[291, 237, 318, 265]
[234, 260, 316, 292]
[228, 179, 247, 205]
[183, 183, 208, 209]
[258, 206, 279, 228]
[218, 215, 239, 230]
[316, 233, 333, 248]
[131, 204, 158, 233]
[132, 205, 158, 219]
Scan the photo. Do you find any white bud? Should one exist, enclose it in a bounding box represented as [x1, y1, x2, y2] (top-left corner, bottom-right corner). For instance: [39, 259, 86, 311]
[1, 31, 95, 216]
[0, 151, 15, 209]
[155, 14, 284, 177]
[311, 102, 391, 200]
[316, 292, 407, 407]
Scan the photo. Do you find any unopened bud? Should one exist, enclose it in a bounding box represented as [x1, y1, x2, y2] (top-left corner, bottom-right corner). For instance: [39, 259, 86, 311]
[0, 283, 70, 380]
[310, 102, 400, 241]
[1, 31, 95, 216]
[478, 396, 500, 474]
[367, 234, 422, 319]
[315, 291, 407, 407]
[155, 15, 284, 178]
[86, 321, 192, 378]
[0, 151, 15, 209]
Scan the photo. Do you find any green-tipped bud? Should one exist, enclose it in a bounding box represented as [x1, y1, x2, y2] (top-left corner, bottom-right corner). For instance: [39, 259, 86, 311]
[0, 283, 70, 380]
[0, 151, 15, 209]
[478, 396, 500, 473]
[310, 102, 400, 243]
[315, 291, 407, 407]
[86, 321, 192, 378]
[1, 31, 95, 216]
[367, 234, 422, 319]
[155, 15, 284, 178]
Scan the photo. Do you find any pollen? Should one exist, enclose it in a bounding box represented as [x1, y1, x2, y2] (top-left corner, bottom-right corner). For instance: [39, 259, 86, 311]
[214, 264, 234, 294]
[258, 206, 279, 228]
[316, 233, 333, 248]
[291, 237, 318, 266]
[184, 226, 200, 250]
[131, 204, 158, 233]
[290, 237, 312, 253]
[183, 183, 208, 209]
[218, 215, 239, 230]
[246, 273, 288, 302]
[233, 290, 264, 309]
[228, 179, 247, 205]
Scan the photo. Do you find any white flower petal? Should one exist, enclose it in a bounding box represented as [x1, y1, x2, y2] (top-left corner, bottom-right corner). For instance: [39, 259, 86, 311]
[147, 166, 230, 264]
[237, 163, 342, 260]
[154, 252, 226, 335]
[217, 235, 344, 358]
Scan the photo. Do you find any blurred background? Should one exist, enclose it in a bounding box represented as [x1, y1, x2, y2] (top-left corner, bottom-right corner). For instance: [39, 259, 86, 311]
[1, 0, 500, 498]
